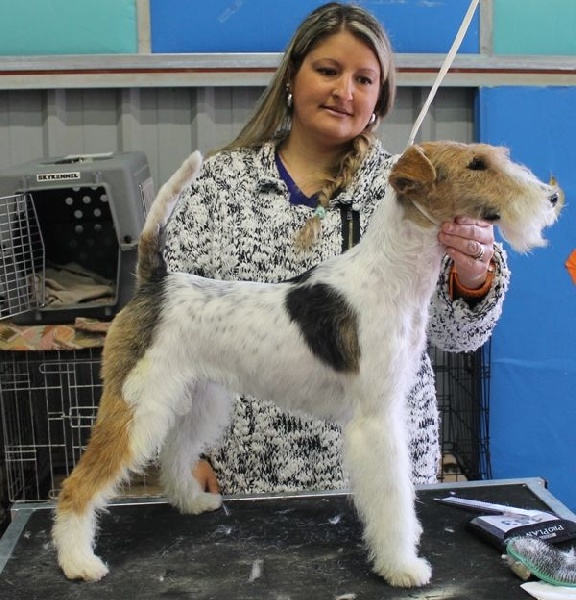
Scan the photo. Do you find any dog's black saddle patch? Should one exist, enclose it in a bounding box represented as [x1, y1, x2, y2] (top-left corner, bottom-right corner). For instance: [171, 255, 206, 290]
[285, 282, 360, 373]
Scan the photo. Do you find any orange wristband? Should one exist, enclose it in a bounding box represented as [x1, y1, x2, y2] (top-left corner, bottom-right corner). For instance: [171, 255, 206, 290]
[449, 261, 495, 300]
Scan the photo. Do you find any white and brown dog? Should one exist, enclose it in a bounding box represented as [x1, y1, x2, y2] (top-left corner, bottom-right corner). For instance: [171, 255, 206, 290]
[52, 141, 562, 587]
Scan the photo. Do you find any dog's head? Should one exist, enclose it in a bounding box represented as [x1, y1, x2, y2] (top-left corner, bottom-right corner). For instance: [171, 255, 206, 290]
[389, 141, 563, 252]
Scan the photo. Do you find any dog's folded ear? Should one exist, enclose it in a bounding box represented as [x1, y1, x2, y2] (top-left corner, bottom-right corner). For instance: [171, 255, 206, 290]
[389, 145, 436, 198]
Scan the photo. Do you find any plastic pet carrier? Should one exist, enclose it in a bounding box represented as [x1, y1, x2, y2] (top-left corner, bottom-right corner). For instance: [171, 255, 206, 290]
[0, 151, 153, 324]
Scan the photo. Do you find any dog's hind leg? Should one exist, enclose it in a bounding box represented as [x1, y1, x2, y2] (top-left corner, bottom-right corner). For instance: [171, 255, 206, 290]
[344, 404, 432, 588]
[53, 367, 184, 581]
[52, 389, 137, 581]
[159, 381, 233, 514]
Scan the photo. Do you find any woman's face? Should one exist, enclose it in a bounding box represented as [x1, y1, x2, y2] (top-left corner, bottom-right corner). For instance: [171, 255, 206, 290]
[290, 29, 382, 149]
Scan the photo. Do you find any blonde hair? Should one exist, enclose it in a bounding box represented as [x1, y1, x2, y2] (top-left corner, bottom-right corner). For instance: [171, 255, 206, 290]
[219, 2, 397, 248]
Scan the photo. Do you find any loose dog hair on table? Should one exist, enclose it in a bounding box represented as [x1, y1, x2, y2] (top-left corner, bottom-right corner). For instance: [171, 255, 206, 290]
[52, 141, 563, 588]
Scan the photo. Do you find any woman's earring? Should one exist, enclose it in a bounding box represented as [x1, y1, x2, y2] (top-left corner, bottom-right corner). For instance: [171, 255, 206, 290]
[287, 91, 293, 109]
[368, 113, 376, 126]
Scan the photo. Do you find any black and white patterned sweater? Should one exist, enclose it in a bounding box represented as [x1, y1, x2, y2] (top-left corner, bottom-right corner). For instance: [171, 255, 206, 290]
[163, 139, 510, 494]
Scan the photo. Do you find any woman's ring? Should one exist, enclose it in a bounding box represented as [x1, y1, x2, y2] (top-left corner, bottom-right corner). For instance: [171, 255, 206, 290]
[474, 244, 485, 261]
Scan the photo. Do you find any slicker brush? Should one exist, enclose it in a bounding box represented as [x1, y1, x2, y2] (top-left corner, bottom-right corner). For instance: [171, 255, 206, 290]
[504, 537, 576, 587]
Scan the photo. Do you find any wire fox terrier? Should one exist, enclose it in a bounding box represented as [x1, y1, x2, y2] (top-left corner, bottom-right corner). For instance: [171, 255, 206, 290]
[52, 141, 562, 587]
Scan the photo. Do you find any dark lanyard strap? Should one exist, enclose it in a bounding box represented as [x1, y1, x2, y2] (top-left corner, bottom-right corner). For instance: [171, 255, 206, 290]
[338, 202, 361, 253]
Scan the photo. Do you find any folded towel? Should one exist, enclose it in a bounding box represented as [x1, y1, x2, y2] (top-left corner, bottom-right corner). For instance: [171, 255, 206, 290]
[43, 262, 115, 306]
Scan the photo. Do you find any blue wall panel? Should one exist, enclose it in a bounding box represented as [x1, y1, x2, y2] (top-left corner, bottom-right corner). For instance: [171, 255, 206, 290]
[0, 0, 137, 55]
[150, 0, 479, 54]
[479, 87, 576, 510]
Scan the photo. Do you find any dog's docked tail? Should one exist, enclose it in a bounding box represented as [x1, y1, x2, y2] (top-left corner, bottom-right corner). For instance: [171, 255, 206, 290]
[136, 151, 203, 286]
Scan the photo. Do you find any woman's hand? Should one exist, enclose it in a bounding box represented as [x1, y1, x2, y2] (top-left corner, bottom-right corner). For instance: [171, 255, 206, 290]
[192, 458, 220, 494]
[438, 216, 495, 289]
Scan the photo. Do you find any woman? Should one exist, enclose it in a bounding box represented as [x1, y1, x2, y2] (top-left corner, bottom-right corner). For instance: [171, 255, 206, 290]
[164, 2, 509, 495]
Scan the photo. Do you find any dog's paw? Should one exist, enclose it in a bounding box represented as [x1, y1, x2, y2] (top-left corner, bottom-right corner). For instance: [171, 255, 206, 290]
[177, 491, 222, 515]
[58, 551, 109, 581]
[375, 556, 432, 588]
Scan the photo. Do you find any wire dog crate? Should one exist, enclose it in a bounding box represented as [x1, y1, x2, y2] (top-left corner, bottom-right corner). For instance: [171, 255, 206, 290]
[0, 342, 492, 503]
[434, 342, 492, 482]
[0, 348, 102, 502]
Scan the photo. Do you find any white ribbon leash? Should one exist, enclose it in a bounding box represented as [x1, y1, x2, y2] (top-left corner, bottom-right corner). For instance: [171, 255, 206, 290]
[407, 0, 480, 147]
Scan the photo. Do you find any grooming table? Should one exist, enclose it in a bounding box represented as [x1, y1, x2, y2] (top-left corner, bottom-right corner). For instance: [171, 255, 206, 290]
[0, 478, 574, 599]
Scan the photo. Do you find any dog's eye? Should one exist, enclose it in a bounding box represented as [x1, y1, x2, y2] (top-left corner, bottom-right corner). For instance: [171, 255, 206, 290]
[468, 157, 487, 171]
[481, 209, 501, 222]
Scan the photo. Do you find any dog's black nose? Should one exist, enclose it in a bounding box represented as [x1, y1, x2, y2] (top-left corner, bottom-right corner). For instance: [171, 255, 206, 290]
[549, 192, 559, 206]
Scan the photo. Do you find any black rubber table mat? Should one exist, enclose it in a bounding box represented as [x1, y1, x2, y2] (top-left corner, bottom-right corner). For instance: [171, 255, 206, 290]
[0, 482, 566, 599]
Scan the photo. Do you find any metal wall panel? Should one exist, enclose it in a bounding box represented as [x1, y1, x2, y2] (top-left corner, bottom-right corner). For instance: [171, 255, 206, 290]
[0, 86, 474, 188]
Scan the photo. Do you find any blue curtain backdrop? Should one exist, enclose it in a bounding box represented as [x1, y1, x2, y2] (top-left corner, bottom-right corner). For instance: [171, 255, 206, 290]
[479, 87, 576, 511]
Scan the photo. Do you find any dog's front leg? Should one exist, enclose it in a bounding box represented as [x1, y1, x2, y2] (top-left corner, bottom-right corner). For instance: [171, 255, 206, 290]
[344, 405, 432, 587]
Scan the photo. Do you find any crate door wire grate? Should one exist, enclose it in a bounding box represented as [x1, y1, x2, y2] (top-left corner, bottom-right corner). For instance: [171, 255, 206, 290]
[0, 193, 45, 320]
